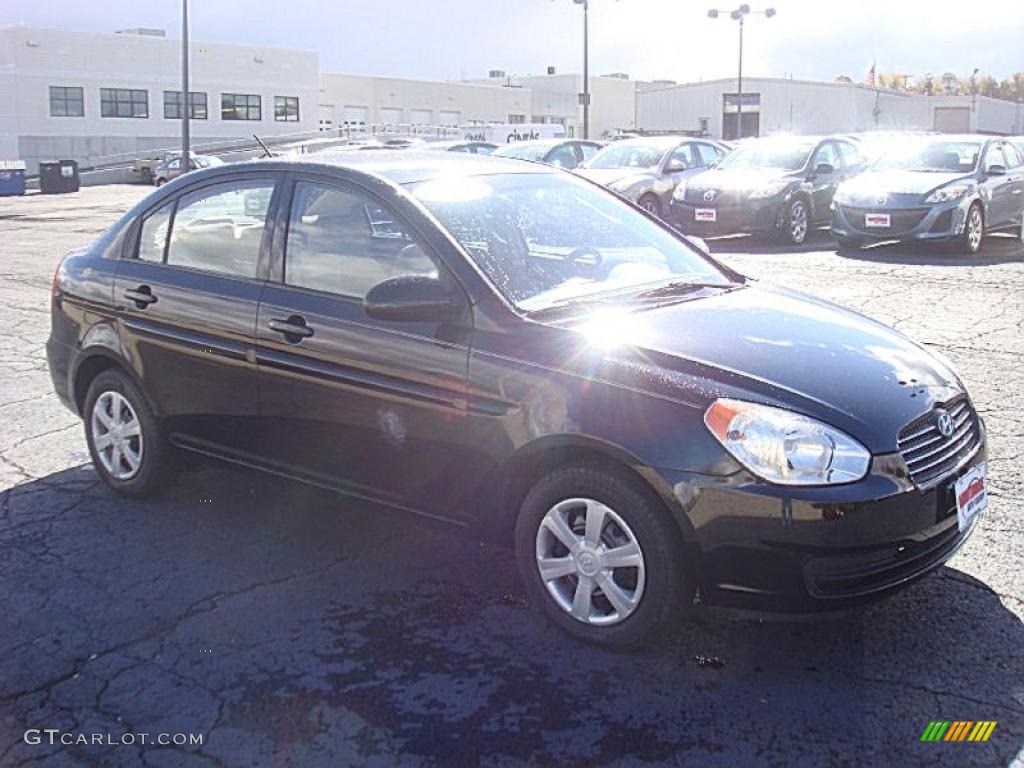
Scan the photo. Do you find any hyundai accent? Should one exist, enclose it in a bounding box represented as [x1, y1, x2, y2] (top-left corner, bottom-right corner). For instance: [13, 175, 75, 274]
[47, 152, 988, 647]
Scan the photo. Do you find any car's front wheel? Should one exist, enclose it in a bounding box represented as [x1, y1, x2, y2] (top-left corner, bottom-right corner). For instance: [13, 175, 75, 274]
[514, 462, 692, 648]
[638, 193, 661, 218]
[83, 369, 174, 497]
[781, 197, 809, 245]
[956, 203, 984, 255]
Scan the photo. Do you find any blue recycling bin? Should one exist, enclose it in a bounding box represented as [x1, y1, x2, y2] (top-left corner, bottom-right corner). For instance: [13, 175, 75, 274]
[0, 161, 27, 196]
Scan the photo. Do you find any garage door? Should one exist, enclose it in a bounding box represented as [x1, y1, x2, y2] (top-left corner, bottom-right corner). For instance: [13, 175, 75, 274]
[410, 109, 433, 125]
[342, 106, 368, 126]
[379, 107, 403, 125]
[934, 107, 970, 133]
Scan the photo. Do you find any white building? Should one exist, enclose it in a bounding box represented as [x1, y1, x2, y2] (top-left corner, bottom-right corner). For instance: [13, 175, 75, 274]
[317, 73, 533, 134]
[464, 71, 640, 139]
[0, 25, 319, 173]
[637, 77, 1023, 139]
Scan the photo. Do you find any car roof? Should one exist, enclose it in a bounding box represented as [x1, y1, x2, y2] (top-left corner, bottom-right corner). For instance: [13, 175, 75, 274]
[228, 150, 552, 185]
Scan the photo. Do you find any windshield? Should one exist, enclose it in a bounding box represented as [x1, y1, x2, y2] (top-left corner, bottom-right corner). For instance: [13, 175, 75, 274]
[410, 172, 731, 311]
[873, 140, 981, 173]
[585, 142, 669, 169]
[716, 139, 816, 171]
[493, 143, 551, 161]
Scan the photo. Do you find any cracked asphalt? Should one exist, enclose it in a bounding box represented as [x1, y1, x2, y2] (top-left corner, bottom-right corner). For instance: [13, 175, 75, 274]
[0, 185, 1022, 768]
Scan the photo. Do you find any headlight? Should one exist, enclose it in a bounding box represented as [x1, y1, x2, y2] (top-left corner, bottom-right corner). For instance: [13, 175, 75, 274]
[924, 184, 970, 204]
[832, 186, 853, 205]
[748, 181, 789, 199]
[672, 181, 688, 201]
[704, 398, 870, 485]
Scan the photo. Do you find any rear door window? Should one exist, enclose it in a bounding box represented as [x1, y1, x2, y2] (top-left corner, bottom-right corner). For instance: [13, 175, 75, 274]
[137, 202, 173, 263]
[165, 180, 275, 279]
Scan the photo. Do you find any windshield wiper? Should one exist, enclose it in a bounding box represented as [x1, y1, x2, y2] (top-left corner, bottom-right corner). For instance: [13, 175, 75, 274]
[631, 281, 735, 300]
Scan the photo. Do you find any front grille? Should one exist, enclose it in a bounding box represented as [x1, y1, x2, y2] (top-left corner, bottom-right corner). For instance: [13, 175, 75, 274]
[840, 206, 929, 236]
[898, 399, 979, 487]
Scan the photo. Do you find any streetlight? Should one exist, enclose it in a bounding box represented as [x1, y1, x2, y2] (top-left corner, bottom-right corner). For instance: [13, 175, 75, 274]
[707, 4, 775, 140]
[181, 0, 190, 163]
[553, 0, 595, 139]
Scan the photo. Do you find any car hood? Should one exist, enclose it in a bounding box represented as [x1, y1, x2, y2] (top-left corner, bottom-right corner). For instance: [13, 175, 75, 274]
[560, 283, 962, 452]
[838, 170, 971, 199]
[576, 168, 655, 188]
[685, 168, 797, 193]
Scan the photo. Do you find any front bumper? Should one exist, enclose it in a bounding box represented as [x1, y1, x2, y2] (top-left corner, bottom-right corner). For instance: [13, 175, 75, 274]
[831, 198, 970, 243]
[671, 196, 786, 236]
[660, 422, 987, 612]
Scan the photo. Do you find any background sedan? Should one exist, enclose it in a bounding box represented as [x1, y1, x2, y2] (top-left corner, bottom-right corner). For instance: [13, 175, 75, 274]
[152, 154, 224, 186]
[832, 135, 1024, 254]
[491, 139, 603, 170]
[575, 136, 728, 218]
[423, 140, 497, 154]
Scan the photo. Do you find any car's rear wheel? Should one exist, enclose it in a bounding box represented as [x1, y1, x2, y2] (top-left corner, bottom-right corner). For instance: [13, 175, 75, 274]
[514, 462, 692, 648]
[956, 203, 984, 255]
[781, 197, 809, 245]
[84, 369, 174, 497]
[638, 194, 661, 218]
[155, 177, 167, 187]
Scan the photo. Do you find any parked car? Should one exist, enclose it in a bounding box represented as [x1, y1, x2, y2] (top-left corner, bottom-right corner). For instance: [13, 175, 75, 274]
[423, 140, 498, 154]
[132, 150, 190, 185]
[576, 136, 728, 217]
[832, 135, 1024, 254]
[48, 153, 987, 647]
[672, 135, 866, 244]
[492, 139, 603, 170]
[152, 154, 224, 186]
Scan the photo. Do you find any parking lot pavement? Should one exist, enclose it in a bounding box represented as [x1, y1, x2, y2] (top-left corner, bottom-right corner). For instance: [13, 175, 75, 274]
[1, 187, 1021, 768]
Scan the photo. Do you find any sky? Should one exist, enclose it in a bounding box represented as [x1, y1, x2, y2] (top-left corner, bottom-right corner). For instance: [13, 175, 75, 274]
[5, 0, 1023, 85]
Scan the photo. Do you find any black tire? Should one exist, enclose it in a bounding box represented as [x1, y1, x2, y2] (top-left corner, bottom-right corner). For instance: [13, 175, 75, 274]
[155, 177, 167, 187]
[514, 462, 693, 648]
[836, 235, 862, 252]
[140, 167, 153, 185]
[780, 197, 810, 246]
[637, 194, 661, 218]
[954, 202, 984, 255]
[83, 369, 175, 498]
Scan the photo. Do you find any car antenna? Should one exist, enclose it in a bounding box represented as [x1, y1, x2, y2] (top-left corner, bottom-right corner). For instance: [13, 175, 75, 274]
[252, 134, 274, 158]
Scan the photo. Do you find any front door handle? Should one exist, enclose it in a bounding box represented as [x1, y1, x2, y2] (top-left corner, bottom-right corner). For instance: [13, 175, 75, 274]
[123, 285, 157, 308]
[268, 316, 314, 341]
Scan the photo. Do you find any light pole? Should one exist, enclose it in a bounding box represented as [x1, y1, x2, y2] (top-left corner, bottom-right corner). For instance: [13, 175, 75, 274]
[574, 0, 590, 139]
[181, 0, 190, 162]
[707, 5, 775, 140]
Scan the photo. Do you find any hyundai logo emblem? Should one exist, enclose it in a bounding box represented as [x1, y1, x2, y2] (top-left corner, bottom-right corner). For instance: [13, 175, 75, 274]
[704, 189, 717, 202]
[935, 410, 954, 438]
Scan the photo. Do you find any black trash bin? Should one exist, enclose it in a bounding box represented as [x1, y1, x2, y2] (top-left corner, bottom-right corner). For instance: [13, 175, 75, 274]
[38, 159, 80, 194]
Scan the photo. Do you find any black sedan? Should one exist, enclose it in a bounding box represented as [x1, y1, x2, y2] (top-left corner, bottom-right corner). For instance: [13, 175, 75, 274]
[48, 153, 988, 647]
[831, 135, 1024, 254]
[491, 139, 603, 170]
[673, 135, 866, 245]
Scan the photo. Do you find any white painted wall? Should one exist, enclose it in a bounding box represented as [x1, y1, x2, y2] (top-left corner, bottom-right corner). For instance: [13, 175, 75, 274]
[0, 26, 319, 171]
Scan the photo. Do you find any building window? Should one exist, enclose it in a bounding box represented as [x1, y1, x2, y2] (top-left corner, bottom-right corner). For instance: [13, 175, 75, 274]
[508, 113, 526, 124]
[49, 86, 84, 117]
[100, 88, 149, 118]
[274, 96, 300, 122]
[164, 91, 208, 120]
[222, 93, 261, 121]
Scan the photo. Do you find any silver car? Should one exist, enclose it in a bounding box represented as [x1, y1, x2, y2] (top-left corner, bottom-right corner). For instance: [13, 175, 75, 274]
[153, 154, 224, 186]
[576, 136, 728, 218]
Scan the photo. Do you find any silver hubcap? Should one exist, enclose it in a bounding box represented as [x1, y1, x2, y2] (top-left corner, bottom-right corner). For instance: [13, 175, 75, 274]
[790, 201, 808, 243]
[967, 208, 983, 251]
[641, 199, 657, 214]
[90, 391, 143, 480]
[535, 498, 646, 626]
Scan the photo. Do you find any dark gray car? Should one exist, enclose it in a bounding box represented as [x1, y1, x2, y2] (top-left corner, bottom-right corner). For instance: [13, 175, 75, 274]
[492, 139, 604, 170]
[575, 137, 729, 218]
[832, 135, 1024, 254]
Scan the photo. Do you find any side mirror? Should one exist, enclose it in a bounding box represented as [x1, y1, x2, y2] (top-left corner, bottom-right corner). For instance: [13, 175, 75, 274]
[813, 162, 835, 177]
[987, 163, 1007, 177]
[363, 274, 460, 323]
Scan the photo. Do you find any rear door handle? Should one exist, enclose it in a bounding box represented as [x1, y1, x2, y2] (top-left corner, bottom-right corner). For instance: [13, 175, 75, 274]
[123, 285, 157, 308]
[268, 316, 314, 340]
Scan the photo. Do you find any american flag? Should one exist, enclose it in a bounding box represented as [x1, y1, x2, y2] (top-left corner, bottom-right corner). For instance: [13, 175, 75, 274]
[866, 62, 876, 87]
